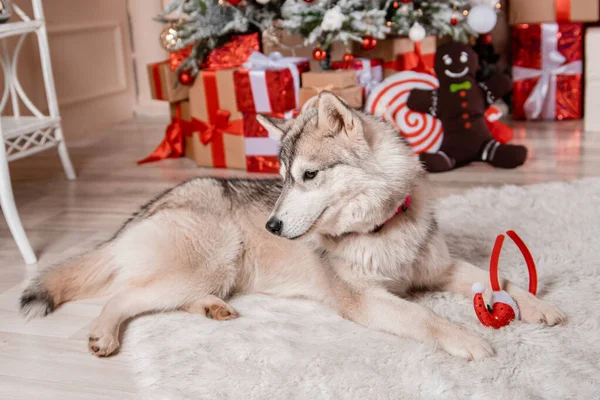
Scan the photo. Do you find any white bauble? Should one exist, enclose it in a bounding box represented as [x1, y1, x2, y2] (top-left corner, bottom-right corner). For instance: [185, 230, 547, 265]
[467, 4, 497, 33]
[408, 22, 426, 42]
[256, 0, 270, 4]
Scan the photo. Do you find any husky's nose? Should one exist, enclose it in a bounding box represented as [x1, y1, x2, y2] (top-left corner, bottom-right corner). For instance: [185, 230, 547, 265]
[265, 218, 283, 235]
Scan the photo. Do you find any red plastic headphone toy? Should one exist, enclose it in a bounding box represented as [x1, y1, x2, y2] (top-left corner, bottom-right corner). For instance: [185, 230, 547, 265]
[472, 230, 538, 329]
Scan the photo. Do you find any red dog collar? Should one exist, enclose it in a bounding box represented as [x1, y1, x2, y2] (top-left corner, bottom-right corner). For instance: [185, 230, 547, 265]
[373, 196, 411, 233]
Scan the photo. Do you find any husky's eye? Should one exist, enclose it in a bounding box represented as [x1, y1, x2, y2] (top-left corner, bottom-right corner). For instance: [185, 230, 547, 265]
[460, 52, 468, 63]
[303, 170, 318, 181]
[443, 55, 452, 66]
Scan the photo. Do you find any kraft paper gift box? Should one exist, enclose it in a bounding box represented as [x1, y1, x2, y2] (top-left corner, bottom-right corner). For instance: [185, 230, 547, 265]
[354, 36, 436, 78]
[262, 30, 347, 71]
[147, 61, 189, 103]
[184, 33, 262, 169]
[186, 68, 246, 169]
[330, 58, 383, 96]
[509, 0, 599, 24]
[299, 70, 363, 109]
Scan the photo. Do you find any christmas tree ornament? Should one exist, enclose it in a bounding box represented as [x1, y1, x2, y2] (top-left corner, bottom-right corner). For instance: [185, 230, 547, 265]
[312, 47, 327, 61]
[393, 1, 399, 8]
[450, 14, 458, 26]
[225, 0, 241, 5]
[160, 23, 182, 52]
[262, 25, 280, 49]
[472, 230, 538, 329]
[406, 41, 525, 172]
[482, 33, 493, 45]
[256, 0, 270, 4]
[467, 4, 497, 33]
[178, 70, 194, 86]
[304, 0, 314, 2]
[400, 0, 412, 3]
[408, 22, 426, 42]
[343, 52, 355, 62]
[365, 71, 443, 155]
[361, 36, 377, 51]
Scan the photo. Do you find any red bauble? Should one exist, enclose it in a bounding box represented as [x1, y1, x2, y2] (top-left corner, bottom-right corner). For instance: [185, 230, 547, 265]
[400, 0, 412, 3]
[482, 33, 493, 45]
[226, 0, 241, 5]
[178, 70, 194, 86]
[343, 52, 355, 62]
[361, 36, 377, 51]
[304, 0, 314, 2]
[450, 16, 458, 26]
[312, 47, 327, 61]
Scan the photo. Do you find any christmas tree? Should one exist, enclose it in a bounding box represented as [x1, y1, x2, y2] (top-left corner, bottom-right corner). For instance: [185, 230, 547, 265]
[160, 0, 498, 73]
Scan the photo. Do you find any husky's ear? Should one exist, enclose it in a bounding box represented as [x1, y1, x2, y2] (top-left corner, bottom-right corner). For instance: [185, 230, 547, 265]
[317, 91, 360, 137]
[256, 115, 288, 140]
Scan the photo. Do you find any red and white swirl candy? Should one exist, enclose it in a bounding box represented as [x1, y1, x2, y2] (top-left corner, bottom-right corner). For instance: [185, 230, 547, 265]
[365, 71, 443, 154]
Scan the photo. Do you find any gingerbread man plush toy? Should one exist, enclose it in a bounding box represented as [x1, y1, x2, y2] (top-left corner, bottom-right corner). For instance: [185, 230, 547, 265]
[407, 41, 527, 172]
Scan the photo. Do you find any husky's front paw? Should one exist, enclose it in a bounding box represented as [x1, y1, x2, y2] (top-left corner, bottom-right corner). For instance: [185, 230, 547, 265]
[516, 293, 566, 326]
[88, 330, 120, 357]
[437, 327, 494, 361]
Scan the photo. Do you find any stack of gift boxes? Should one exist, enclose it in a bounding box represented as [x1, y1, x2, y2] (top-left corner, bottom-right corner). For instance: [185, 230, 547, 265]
[144, 32, 401, 171]
[509, 0, 598, 122]
[265, 35, 436, 110]
[143, 33, 307, 172]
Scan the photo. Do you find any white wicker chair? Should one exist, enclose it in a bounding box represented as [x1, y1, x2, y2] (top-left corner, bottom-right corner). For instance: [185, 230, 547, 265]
[0, 0, 75, 264]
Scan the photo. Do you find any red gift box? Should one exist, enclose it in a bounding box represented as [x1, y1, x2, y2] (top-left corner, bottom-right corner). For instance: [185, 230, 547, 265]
[512, 23, 583, 120]
[243, 110, 299, 173]
[331, 58, 383, 95]
[234, 52, 310, 114]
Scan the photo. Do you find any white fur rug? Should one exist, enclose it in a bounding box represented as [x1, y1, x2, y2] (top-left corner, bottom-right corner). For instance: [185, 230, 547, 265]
[125, 179, 600, 399]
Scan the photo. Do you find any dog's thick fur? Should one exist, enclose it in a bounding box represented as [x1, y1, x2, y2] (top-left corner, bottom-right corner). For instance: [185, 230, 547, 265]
[20, 92, 565, 359]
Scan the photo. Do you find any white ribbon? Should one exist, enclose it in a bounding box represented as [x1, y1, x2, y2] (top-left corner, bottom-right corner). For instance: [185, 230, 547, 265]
[355, 58, 383, 96]
[242, 51, 308, 113]
[512, 24, 582, 120]
[244, 110, 296, 156]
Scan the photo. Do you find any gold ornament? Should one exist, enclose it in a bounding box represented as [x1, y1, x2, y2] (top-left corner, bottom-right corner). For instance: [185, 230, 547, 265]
[160, 23, 182, 52]
[262, 24, 280, 48]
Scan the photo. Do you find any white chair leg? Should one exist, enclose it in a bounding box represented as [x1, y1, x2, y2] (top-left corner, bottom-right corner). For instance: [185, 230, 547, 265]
[0, 142, 36, 264]
[54, 127, 76, 180]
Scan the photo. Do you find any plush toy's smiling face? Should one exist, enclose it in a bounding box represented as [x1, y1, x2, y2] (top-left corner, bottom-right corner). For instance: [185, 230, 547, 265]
[434, 42, 479, 84]
[442, 51, 469, 78]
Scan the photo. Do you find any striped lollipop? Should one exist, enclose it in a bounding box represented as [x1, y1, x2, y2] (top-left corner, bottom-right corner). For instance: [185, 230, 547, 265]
[365, 71, 442, 154]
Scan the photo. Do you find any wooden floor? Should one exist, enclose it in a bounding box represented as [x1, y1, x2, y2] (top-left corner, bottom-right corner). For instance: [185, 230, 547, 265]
[0, 117, 599, 399]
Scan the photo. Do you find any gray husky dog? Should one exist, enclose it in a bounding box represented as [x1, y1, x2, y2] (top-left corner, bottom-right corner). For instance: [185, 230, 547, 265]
[20, 92, 565, 359]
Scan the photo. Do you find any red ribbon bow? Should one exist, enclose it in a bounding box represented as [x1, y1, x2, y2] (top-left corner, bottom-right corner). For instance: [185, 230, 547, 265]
[384, 42, 435, 75]
[137, 104, 191, 165]
[195, 109, 234, 145]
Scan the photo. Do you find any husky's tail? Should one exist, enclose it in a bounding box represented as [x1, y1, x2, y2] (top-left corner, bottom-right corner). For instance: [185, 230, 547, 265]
[20, 246, 116, 319]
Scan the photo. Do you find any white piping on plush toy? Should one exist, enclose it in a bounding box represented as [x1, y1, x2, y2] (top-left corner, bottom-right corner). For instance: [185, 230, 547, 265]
[481, 140, 496, 161]
[444, 67, 469, 78]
